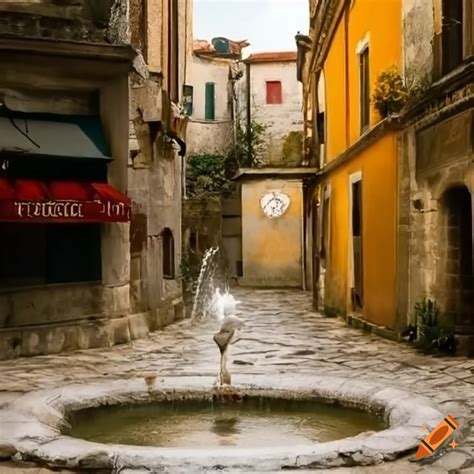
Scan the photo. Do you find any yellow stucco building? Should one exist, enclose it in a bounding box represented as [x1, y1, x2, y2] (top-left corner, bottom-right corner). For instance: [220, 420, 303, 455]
[297, 0, 403, 331]
[235, 168, 317, 288]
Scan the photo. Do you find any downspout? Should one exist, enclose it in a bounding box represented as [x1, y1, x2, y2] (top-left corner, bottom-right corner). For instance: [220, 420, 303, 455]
[182, 0, 189, 200]
[246, 62, 252, 164]
[301, 181, 307, 291]
[344, 0, 350, 148]
[231, 65, 238, 150]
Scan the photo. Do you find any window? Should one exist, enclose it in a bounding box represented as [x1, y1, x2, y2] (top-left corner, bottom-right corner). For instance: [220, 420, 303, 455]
[266, 81, 282, 104]
[205, 82, 215, 120]
[0, 223, 101, 287]
[162, 228, 175, 279]
[167, 0, 179, 101]
[0, 148, 104, 288]
[441, 0, 464, 74]
[359, 47, 370, 133]
[317, 112, 325, 145]
[182, 85, 193, 116]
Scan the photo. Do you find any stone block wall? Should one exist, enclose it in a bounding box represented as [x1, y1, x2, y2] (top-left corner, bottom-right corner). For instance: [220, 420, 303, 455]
[238, 61, 304, 167]
[183, 197, 223, 261]
[0, 0, 128, 44]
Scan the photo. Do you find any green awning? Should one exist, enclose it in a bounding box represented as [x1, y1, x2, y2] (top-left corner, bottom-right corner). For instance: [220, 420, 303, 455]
[0, 109, 111, 160]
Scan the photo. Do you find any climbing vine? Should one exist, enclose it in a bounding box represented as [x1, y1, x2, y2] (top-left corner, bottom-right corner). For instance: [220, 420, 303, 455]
[186, 118, 268, 198]
[186, 153, 229, 197]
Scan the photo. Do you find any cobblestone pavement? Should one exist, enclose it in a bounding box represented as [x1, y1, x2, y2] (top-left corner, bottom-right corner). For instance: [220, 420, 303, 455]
[1, 288, 473, 473]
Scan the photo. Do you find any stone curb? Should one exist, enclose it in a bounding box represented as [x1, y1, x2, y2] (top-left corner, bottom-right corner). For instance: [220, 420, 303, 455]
[0, 375, 446, 471]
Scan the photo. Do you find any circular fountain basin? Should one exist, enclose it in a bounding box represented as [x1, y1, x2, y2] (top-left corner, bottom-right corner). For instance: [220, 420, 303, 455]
[0, 375, 445, 471]
[66, 398, 385, 449]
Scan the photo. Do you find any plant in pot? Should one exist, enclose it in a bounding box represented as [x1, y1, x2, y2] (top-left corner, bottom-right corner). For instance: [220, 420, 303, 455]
[372, 66, 407, 118]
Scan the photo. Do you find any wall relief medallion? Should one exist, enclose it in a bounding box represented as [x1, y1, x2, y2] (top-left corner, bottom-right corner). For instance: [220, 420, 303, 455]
[260, 191, 291, 218]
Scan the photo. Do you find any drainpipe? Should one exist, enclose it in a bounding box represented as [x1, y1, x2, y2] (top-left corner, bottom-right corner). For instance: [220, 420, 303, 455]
[246, 62, 252, 163]
[344, 1, 350, 148]
[231, 66, 238, 150]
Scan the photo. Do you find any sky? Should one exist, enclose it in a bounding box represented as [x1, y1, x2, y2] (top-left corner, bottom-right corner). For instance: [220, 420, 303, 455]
[193, 0, 309, 57]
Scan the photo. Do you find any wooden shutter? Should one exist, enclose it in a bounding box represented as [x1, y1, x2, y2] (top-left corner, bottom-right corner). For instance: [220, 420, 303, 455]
[266, 81, 282, 104]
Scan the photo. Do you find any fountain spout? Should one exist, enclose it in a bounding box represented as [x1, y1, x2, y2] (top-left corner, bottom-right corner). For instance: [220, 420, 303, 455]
[213, 299, 243, 386]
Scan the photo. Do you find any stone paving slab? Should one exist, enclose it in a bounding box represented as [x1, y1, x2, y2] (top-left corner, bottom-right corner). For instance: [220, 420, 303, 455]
[0, 288, 473, 472]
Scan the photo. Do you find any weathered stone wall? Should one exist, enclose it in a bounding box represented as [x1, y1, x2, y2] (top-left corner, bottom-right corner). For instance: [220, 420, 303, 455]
[0, 0, 193, 359]
[238, 61, 304, 167]
[183, 198, 223, 260]
[186, 121, 233, 156]
[0, 37, 134, 359]
[186, 54, 234, 156]
[398, 99, 474, 349]
[0, 0, 128, 44]
[189, 55, 232, 120]
[402, 0, 434, 82]
[126, 0, 193, 330]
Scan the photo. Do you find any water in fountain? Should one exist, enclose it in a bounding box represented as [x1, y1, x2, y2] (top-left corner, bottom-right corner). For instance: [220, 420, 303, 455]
[190, 246, 227, 323]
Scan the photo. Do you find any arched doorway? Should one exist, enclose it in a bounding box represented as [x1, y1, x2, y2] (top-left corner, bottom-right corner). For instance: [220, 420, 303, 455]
[438, 186, 473, 346]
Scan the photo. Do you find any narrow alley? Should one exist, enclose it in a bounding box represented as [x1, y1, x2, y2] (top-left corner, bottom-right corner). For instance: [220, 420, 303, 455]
[1, 289, 473, 472]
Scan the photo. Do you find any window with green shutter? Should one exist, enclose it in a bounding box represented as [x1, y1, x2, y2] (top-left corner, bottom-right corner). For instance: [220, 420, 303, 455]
[205, 82, 215, 120]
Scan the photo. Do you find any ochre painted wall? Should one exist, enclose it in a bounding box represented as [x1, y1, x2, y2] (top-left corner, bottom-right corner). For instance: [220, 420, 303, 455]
[324, 0, 402, 161]
[347, 0, 402, 144]
[325, 21, 347, 162]
[323, 132, 398, 328]
[241, 179, 303, 287]
[318, 0, 402, 329]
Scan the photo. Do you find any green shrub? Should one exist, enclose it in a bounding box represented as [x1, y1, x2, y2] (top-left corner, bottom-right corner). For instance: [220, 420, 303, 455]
[186, 153, 229, 197]
[414, 299, 456, 354]
[323, 305, 339, 318]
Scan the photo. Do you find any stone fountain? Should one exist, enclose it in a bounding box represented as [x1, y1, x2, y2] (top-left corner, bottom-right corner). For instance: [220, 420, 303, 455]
[212, 290, 243, 386]
[189, 246, 243, 387]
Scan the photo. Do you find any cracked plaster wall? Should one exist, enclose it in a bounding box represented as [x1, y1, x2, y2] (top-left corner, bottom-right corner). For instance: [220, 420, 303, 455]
[402, 0, 435, 82]
[126, 0, 193, 324]
[186, 55, 234, 156]
[0, 0, 128, 44]
[0, 0, 192, 358]
[398, 107, 474, 334]
[238, 62, 304, 166]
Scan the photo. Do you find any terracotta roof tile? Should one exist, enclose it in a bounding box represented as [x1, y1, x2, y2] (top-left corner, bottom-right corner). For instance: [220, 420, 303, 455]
[244, 51, 297, 64]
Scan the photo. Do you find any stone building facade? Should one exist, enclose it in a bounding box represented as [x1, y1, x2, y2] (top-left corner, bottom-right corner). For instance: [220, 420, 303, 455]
[234, 53, 312, 289]
[0, 0, 192, 359]
[297, 0, 403, 332]
[398, 0, 473, 354]
[299, 0, 473, 353]
[238, 52, 304, 167]
[186, 38, 248, 156]
[182, 39, 248, 282]
[127, 0, 192, 338]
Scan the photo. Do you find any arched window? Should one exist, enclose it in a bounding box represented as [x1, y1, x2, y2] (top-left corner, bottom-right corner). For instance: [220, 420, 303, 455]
[162, 228, 175, 279]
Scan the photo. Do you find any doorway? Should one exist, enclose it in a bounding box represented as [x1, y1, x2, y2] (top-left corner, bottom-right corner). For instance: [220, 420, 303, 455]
[439, 186, 473, 333]
[350, 175, 363, 310]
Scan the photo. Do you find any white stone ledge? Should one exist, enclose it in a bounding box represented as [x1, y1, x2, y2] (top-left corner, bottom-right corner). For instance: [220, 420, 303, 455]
[0, 375, 445, 471]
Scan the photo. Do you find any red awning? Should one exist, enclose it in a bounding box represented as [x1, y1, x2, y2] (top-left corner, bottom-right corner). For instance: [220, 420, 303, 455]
[0, 179, 131, 223]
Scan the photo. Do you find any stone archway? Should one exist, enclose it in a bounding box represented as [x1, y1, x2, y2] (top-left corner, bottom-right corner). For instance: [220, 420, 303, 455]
[437, 185, 473, 353]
